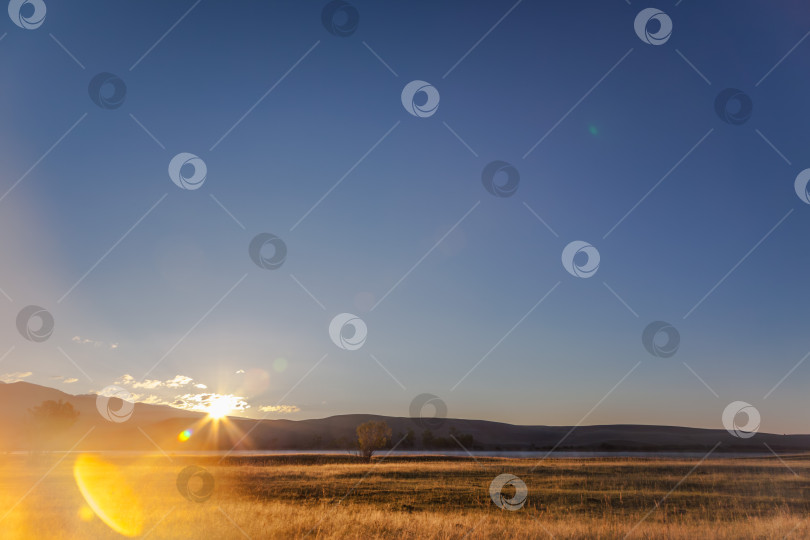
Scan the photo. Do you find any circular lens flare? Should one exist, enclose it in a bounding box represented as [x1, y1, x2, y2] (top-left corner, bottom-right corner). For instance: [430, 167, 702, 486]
[178, 429, 192, 442]
[73, 454, 143, 537]
[78, 505, 95, 522]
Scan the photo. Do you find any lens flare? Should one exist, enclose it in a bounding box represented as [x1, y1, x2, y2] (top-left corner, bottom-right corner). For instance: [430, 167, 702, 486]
[273, 358, 288, 373]
[78, 505, 95, 522]
[73, 454, 143, 537]
[178, 429, 192, 442]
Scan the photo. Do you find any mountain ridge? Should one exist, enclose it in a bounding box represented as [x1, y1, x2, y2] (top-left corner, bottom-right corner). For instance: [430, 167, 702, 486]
[2, 381, 807, 453]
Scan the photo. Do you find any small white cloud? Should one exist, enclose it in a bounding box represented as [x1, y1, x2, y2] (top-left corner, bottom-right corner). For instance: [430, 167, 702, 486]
[94, 387, 136, 400]
[115, 374, 135, 385]
[72, 335, 117, 349]
[165, 375, 193, 388]
[258, 405, 300, 414]
[1, 372, 32, 383]
[194, 383, 207, 389]
[140, 394, 170, 406]
[50, 375, 77, 382]
[235, 369, 245, 374]
[132, 379, 162, 389]
[115, 373, 196, 390]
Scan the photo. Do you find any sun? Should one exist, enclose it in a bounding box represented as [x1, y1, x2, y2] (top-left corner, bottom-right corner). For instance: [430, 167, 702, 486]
[206, 396, 232, 419]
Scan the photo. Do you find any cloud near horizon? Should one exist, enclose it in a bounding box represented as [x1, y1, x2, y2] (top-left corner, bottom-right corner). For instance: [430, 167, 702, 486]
[259, 405, 300, 414]
[115, 373, 201, 390]
[101, 374, 248, 415]
[49, 375, 79, 384]
[1, 372, 32, 383]
[172, 393, 250, 413]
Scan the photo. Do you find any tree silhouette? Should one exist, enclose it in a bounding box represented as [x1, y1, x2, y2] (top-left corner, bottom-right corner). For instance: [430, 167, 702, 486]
[356, 421, 391, 462]
[28, 399, 80, 449]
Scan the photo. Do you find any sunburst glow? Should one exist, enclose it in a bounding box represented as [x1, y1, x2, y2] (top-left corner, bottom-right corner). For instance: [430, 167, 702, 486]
[206, 395, 234, 419]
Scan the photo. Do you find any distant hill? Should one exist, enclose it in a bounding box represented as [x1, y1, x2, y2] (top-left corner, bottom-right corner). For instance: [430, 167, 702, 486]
[2, 381, 809, 453]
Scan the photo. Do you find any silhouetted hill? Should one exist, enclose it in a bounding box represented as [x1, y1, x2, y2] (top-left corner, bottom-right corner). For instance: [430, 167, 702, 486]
[2, 381, 809, 453]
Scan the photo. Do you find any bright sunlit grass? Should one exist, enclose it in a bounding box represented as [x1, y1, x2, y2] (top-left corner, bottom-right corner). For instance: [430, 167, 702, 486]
[2, 455, 810, 538]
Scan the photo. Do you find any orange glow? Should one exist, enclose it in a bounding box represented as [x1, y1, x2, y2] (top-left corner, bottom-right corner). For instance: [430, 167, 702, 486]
[73, 454, 144, 537]
[78, 505, 95, 522]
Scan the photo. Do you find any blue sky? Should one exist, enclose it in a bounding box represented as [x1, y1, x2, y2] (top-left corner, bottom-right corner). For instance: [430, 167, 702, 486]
[1, 0, 809, 433]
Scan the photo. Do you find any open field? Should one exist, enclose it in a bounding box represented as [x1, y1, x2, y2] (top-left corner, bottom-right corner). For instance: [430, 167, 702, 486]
[1, 453, 809, 539]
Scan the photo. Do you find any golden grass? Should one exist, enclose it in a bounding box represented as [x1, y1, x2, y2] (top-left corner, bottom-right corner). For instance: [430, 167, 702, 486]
[0, 454, 808, 539]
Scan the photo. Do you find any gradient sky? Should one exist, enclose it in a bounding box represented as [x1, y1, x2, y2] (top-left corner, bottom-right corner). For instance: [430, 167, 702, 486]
[1, 0, 809, 433]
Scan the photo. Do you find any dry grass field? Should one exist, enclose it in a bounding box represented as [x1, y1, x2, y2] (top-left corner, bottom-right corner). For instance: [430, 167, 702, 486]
[0, 453, 808, 539]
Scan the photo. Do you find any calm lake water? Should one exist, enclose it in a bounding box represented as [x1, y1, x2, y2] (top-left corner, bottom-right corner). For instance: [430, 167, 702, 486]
[206, 450, 775, 458]
[9, 450, 778, 458]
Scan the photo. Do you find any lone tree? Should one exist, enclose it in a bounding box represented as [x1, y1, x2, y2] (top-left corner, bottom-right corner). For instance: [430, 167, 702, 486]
[356, 421, 391, 462]
[28, 399, 80, 449]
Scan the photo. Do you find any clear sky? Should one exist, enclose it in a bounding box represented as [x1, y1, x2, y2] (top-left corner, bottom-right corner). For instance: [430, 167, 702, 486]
[1, 0, 809, 433]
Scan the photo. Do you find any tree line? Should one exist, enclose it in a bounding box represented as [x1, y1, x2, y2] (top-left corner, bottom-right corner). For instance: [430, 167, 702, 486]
[354, 421, 476, 461]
